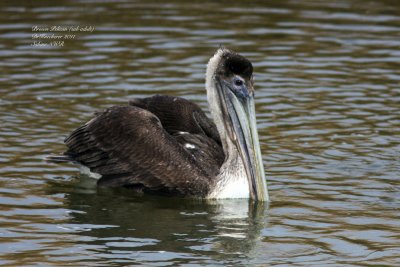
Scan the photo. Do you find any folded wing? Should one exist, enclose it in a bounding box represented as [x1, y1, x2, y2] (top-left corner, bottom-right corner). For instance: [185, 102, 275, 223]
[64, 95, 224, 197]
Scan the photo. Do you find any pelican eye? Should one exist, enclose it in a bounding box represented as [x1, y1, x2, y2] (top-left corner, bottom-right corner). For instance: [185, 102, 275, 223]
[234, 78, 244, 87]
[228, 76, 249, 99]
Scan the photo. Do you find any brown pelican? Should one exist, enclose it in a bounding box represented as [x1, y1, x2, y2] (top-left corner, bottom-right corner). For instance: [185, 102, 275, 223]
[49, 48, 269, 201]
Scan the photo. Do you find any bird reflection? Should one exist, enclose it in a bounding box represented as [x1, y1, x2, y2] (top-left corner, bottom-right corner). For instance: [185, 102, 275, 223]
[46, 175, 268, 265]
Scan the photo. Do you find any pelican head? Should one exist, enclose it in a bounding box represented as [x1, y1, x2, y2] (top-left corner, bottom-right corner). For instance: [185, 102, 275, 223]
[206, 48, 269, 201]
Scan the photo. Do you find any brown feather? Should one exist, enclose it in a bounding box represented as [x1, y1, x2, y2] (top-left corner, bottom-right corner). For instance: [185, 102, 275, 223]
[64, 96, 224, 197]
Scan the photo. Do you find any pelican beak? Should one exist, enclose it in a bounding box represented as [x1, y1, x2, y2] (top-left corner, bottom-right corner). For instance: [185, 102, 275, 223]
[217, 77, 269, 202]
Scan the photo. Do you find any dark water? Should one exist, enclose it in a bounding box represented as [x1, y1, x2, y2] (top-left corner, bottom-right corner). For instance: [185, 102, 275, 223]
[1, 0, 399, 266]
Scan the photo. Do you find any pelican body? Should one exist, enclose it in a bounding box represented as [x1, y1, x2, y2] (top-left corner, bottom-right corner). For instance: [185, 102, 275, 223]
[51, 49, 269, 201]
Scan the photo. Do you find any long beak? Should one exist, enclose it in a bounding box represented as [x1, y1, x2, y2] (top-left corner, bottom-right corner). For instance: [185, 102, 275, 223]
[217, 81, 269, 201]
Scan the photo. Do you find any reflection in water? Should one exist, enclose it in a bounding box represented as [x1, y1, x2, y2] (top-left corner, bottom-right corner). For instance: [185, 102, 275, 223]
[45, 177, 267, 266]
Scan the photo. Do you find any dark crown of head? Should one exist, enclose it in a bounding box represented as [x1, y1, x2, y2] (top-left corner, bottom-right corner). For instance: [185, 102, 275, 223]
[218, 50, 253, 79]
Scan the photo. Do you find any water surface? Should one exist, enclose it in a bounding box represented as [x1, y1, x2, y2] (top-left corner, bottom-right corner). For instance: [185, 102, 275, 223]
[0, 0, 399, 266]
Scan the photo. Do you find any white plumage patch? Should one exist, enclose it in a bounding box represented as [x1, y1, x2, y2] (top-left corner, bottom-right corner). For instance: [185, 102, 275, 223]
[211, 175, 249, 199]
[184, 143, 196, 149]
[206, 48, 224, 85]
[79, 165, 102, 179]
[207, 155, 250, 199]
[206, 49, 226, 147]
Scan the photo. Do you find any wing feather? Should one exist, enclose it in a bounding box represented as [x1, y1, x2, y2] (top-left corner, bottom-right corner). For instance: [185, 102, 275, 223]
[64, 104, 217, 197]
[129, 95, 221, 145]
